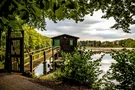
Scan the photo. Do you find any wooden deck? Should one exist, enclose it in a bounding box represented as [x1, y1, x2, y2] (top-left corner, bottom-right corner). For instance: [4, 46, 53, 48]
[24, 50, 58, 72]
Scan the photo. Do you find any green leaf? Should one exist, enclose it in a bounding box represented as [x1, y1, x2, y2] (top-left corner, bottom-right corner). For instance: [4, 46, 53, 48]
[19, 10, 29, 20]
[8, 14, 15, 20]
[12, 0, 26, 11]
[55, 7, 64, 20]
[31, 4, 42, 17]
[2, 17, 9, 24]
[44, 1, 50, 10]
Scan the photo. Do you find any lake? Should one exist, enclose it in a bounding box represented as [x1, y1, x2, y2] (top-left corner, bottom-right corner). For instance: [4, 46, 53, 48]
[92, 53, 115, 73]
[34, 58, 53, 76]
[34, 53, 115, 77]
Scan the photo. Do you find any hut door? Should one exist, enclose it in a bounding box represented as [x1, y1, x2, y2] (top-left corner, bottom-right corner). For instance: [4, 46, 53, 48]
[61, 39, 69, 51]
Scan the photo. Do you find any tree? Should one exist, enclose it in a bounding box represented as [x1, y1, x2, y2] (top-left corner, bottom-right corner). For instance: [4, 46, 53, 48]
[1, 0, 134, 34]
[23, 24, 51, 51]
[0, 0, 91, 33]
[87, 0, 135, 32]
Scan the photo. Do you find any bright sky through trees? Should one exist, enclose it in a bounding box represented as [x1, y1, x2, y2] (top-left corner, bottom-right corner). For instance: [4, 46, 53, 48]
[37, 11, 135, 41]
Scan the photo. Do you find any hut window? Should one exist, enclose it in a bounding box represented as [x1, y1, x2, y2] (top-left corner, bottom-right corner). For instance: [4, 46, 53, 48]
[54, 40, 60, 46]
[70, 40, 73, 45]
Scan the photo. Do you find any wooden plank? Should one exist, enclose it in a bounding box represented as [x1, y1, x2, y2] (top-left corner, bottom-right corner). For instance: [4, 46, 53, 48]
[10, 54, 21, 57]
[10, 37, 23, 40]
[43, 51, 46, 75]
[24, 47, 59, 72]
[30, 55, 33, 72]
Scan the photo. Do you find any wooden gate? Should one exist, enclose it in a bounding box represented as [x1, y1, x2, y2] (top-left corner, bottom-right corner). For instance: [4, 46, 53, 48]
[5, 30, 24, 73]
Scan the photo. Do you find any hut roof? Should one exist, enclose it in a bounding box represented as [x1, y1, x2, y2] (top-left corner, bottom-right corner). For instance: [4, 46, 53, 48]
[51, 34, 79, 39]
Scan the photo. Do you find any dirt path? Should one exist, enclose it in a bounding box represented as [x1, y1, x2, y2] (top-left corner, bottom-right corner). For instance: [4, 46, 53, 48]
[0, 72, 92, 90]
[0, 73, 52, 90]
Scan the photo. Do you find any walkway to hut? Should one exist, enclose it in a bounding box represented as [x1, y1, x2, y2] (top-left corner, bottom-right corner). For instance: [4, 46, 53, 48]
[24, 47, 59, 72]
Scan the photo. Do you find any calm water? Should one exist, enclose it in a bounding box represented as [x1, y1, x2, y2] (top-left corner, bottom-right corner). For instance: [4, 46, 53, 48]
[34, 59, 53, 76]
[92, 53, 115, 73]
[34, 53, 115, 77]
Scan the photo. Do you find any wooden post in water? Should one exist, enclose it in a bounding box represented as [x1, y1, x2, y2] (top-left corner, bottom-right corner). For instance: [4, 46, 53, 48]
[30, 54, 33, 72]
[43, 51, 47, 75]
[20, 30, 24, 73]
[52, 47, 56, 71]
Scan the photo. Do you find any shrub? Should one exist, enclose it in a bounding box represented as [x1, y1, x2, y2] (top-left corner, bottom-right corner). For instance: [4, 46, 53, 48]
[56, 48, 103, 88]
[102, 49, 135, 90]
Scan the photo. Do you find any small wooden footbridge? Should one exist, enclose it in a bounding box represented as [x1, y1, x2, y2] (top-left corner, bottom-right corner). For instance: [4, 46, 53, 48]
[24, 46, 60, 73]
[3, 31, 79, 74]
[6, 46, 60, 74]
[3, 30, 62, 74]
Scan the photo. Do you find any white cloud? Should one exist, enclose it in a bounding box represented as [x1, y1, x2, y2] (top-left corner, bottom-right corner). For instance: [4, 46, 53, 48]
[90, 18, 115, 30]
[36, 30, 62, 37]
[36, 10, 135, 41]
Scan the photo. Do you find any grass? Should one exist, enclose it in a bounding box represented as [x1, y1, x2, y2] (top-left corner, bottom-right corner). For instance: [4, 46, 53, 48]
[40, 71, 57, 80]
[0, 61, 4, 68]
[0, 51, 5, 68]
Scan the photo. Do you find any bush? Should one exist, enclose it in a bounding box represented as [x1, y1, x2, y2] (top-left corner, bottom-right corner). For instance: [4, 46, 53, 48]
[102, 49, 135, 90]
[56, 48, 103, 88]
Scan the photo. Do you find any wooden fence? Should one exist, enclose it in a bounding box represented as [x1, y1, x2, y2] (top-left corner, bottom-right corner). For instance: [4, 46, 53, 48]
[24, 46, 60, 73]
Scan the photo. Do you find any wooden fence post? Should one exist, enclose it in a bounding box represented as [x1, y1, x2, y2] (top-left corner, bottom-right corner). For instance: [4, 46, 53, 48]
[57, 49, 59, 59]
[43, 51, 47, 75]
[52, 47, 54, 61]
[30, 54, 33, 72]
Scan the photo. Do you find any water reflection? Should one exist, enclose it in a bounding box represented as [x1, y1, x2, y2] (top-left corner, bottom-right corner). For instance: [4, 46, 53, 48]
[34, 63, 43, 76]
[92, 53, 115, 73]
[35, 53, 115, 77]
[34, 59, 52, 77]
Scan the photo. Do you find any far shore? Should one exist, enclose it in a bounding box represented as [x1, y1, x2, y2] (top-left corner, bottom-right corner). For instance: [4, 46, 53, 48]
[86, 47, 135, 50]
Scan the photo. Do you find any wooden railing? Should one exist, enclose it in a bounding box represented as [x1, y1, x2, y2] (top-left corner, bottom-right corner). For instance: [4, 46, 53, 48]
[24, 46, 60, 72]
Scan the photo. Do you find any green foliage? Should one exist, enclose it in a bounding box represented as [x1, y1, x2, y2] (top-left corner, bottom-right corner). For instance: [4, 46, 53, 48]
[0, 48, 5, 68]
[79, 38, 135, 48]
[0, 32, 6, 49]
[0, 0, 46, 32]
[40, 71, 58, 80]
[56, 48, 103, 88]
[0, 61, 4, 68]
[102, 49, 135, 90]
[22, 71, 38, 78]
[1, 0, 134, 33]
[0, 0, 90, 33]
[23, 24, 51, 51]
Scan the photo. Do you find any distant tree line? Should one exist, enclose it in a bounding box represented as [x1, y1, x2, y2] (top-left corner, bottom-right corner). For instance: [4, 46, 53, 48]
[78, 38, 135, 48]
[0, 24, 52, 52]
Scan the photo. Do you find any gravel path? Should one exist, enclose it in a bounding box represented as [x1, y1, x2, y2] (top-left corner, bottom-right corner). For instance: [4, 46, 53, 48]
[0, 73, 52, 90]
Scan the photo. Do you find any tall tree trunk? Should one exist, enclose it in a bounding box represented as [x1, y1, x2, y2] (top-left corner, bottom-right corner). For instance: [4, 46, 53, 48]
[0, 30, 1, 62]
[5, 28, 11, 72]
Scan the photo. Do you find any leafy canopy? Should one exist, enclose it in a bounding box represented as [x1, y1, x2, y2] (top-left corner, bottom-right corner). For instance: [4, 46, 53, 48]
[0, 0, 134, 33]
[0, 0, 89, 32]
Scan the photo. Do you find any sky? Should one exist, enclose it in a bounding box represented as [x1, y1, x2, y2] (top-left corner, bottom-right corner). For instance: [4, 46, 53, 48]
[37, 11, 135, 41]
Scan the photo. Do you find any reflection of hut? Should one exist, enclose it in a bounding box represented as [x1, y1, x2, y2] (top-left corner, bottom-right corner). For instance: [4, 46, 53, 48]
[51, 34, 79, 52]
